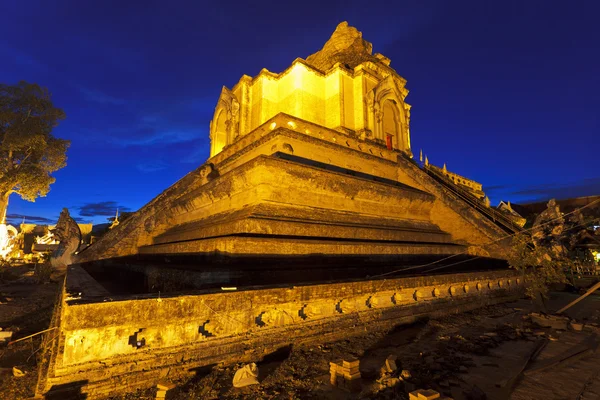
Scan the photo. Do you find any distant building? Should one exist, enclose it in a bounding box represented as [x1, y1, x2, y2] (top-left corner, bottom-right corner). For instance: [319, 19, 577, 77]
[496, 201, 527, 227]
[15, 222, 94, 261]
[425, 160, 486, 199]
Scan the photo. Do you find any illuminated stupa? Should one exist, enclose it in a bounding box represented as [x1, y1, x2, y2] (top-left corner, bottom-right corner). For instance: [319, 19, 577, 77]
[76, 23, 516, 287]
[209, 22, 412, 157]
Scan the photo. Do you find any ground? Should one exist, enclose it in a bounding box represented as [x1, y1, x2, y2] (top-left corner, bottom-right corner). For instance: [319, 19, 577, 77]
[0, 264, 59, 400]
[1, 266, 600, 400]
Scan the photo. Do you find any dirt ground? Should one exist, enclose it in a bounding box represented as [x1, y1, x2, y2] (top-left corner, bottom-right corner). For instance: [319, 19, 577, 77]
[0, 265, 60, 400]
[2, 266, 600, 400]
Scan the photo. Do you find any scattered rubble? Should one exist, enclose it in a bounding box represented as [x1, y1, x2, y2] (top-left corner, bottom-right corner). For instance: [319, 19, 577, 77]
[0, 328, 12, 342]
[155, 381, 176, 399]
[330, 357, 361, 392]
[232, 363, 259, 388]
[409, 388, 452, 399]
[530, 312, 569, 330]
[570, 321, 584, 331]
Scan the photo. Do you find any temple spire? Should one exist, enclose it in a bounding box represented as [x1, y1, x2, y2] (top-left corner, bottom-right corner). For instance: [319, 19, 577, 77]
[109, 209, 120, 230]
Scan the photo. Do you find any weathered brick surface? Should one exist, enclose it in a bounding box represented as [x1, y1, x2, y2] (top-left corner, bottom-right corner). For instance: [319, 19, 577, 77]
[38, 269, 523, 399]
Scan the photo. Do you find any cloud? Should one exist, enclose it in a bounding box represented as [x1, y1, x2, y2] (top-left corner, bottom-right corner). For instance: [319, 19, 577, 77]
[72, 216, 92, 223]
[483, 184, 509, 194]
[78, 86, 125, 105]
[6, 214, 55, 224]
[119, 127, 203, 147]
[181, 144, 210, 164]
[76, 201, 132, 217]
[510, 177, 600, 202]
[136, 160, 169, 173]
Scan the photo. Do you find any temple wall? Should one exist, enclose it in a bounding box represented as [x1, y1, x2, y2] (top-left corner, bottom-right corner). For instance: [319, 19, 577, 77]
[170, 155, 435, 228]
[76, 114, 511, 263]
[325, 70, 341, 128]
[396, 155, 509, 255]
[342, 72, 355, 129]
[39, 268, 524, 399]
[214, 60, 411, 155]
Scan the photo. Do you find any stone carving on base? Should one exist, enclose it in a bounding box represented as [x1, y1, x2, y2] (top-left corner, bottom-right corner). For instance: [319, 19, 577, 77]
[257, 308, 296, 327]
[50, 208, 81, 272]
[198, 163, 216, 185]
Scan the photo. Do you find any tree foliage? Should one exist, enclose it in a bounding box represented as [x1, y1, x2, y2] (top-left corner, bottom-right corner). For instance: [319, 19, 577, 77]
[506, 199, 596, 298]
[0, 81, 69, 205]
[506, 233, 568, 299]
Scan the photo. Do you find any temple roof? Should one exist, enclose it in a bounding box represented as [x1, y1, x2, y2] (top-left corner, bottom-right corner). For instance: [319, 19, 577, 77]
[305, 22, 381, 72]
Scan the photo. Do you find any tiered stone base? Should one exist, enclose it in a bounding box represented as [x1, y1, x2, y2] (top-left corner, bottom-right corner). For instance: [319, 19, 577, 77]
[37, 268, 524, 399]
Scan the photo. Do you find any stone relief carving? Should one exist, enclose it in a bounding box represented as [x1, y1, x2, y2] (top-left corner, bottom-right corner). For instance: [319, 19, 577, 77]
[300, 302, 336, 319]
[198, 163, 216, 185]
[50, 208, 81, 272]
[257, 308, 296, 327]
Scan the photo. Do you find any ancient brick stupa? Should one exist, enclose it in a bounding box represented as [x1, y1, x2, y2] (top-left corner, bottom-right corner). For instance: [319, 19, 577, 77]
[76, 22, 515, 290]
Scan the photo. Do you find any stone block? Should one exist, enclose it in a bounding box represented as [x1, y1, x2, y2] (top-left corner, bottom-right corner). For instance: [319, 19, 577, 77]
[156, 382, 176, 391]
[343, 358, 360, 369]
[344, 372, 361, 380]
[347, 366, 360, 374]
[569, 321, 584, 331]
[385, 355, 398, 372]
[409, 389, 441, 400]
[530, 313, 569, 330]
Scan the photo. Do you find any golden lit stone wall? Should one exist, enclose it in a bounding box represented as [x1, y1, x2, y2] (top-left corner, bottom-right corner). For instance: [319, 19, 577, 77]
[428, 163, 485, 198]
[55, 269, 523, 369]
[209, 58, 412, 158]
[39, 269, 524, 398]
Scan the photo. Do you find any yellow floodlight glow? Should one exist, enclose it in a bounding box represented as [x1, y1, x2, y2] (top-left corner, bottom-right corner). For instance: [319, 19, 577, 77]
[0, 224, 14, 260]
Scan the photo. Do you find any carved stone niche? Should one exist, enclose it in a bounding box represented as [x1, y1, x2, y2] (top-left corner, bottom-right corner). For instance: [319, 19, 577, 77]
[448, 286, 458, 296]
[198, 163, 217, 185]
[365, 75, 411, 153]
[210, 87, 241, 157]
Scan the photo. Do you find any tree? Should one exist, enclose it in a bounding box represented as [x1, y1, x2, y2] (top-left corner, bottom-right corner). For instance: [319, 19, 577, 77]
[0, 81, 69, 222]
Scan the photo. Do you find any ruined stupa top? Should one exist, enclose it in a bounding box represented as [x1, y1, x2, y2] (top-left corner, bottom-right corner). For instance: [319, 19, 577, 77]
[305, 22, 381, 71]
[208, 22, 411, 158]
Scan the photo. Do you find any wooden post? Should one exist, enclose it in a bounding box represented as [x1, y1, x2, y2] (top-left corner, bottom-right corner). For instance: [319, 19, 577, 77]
[556, 281, 600, 314]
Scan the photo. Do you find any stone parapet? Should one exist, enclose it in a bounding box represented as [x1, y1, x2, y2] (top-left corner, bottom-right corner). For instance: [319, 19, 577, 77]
[37, 268, 524, 399]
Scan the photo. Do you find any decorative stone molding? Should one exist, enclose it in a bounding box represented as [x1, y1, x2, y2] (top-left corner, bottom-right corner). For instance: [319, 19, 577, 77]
[257, 308, 296, 327]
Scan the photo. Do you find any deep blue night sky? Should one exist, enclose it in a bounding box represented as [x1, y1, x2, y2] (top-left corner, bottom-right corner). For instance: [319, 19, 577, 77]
[2, 0, 599, 225]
